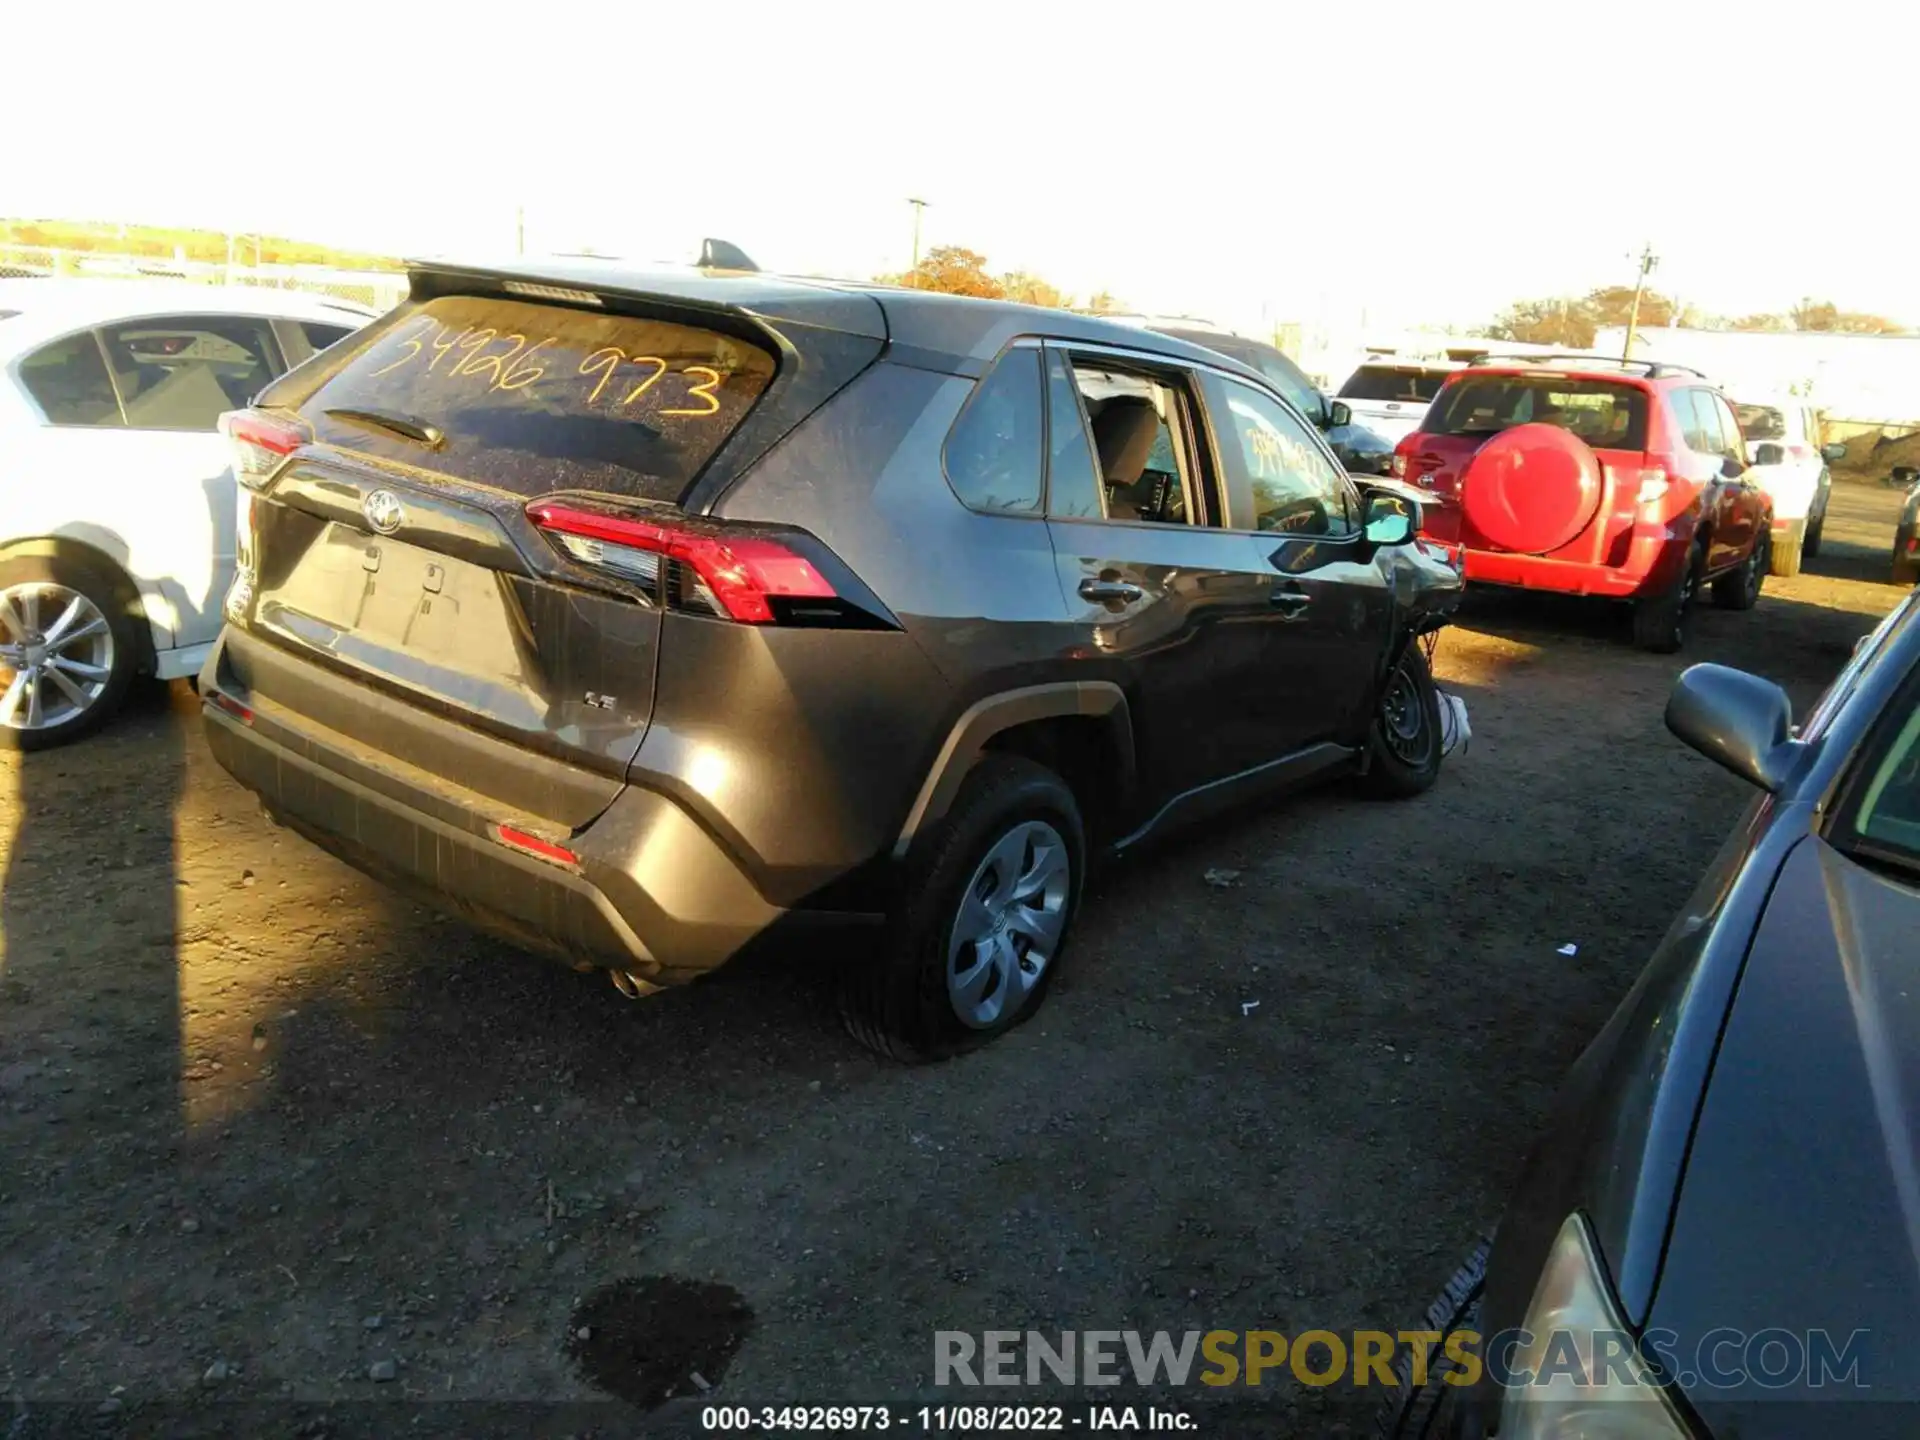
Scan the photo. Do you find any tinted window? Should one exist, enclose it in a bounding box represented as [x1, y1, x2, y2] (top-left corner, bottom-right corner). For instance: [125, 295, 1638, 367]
[101, 315, 281, 430]
[1044, 348, 1103, 519]
[1426, 374, 1648, 450]
[1218, 378, 1356, 536]
[18, 331, 121, 426]
[1338, 366, 1450, 403]
[302, 322, 353, 353]
[1846, 682, 1920, 869]
[1707, 395, 1744, 458]
[1734, 403, 1786, 441]
[306, 294, 776, 501]
[944, 346, 1044, 514]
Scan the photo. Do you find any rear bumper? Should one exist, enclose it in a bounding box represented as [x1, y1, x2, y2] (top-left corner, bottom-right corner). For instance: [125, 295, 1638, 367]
[1460, 547, 1670, 600]
[198, 635, 875, 982]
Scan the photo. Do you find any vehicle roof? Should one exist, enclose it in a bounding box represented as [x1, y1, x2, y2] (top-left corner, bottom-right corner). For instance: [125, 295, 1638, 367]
[1446, 356, 1710, 390]
[0, 279, 377, 356]
[408, 255, 1264, 383]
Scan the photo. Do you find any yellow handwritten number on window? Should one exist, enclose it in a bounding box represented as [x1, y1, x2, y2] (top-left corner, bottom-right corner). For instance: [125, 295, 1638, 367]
[663, 366, 722, 417]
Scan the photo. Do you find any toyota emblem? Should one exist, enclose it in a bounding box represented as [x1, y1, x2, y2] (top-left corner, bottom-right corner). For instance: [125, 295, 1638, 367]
[363, 490, 405, 535]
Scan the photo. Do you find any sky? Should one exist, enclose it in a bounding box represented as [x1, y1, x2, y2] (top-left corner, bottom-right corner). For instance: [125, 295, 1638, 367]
[7, 0, 1918, 337]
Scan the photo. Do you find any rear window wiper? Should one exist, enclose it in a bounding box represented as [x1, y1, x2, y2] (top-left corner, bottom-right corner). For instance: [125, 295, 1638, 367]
[324, 406, 445, 450]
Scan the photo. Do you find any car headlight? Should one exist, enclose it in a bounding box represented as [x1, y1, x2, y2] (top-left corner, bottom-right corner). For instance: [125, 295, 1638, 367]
[1495, 1214, 1692, 1438]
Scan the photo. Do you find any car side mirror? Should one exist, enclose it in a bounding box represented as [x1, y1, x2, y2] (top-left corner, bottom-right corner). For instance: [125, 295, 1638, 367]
[1821, 442, 1847, 463]
[1327, 399, 1353, 429]
[1750, 442, 1785, 468]
[1362, 493, 1415, 547]
[1665, 663, 1800, 792]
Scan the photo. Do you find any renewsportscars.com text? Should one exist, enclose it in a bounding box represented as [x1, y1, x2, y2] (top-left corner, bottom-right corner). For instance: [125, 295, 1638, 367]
[935, 1328, 1868, 1391]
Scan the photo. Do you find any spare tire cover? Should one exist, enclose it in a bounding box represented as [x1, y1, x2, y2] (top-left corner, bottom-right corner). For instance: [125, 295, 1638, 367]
[1460, 423, 1603, 555]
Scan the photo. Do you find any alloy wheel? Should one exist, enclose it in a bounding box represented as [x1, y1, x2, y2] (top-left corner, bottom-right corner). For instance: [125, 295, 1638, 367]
[947, 820, 1070, 1030]
[0, 582, 116, 733]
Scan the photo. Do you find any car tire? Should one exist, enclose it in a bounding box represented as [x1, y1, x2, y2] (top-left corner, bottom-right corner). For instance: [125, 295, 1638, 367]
[1359, 645, 1443, 800]
[1632, 541, 1705, 653]
[1714, 530, 1769, 609]
[840, 754, 1084, 1063]
[0, 554, 142, 752]
[1375, 1237, 1491, 1440]
[1894, 550, 1920, 587]
[1804, 504, 1825, 558]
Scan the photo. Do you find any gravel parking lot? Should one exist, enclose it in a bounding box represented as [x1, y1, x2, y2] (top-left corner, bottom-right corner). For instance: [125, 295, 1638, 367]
[0, 479, 1908, 1437]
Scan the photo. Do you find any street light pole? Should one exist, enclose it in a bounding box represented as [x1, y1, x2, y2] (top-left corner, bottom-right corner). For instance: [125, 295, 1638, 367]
[1622, 243, 1659, 361]
[907, 197, 928, 282]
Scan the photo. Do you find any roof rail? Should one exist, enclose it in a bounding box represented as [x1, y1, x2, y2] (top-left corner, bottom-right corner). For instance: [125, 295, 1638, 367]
[1466, 351, 1708, 380]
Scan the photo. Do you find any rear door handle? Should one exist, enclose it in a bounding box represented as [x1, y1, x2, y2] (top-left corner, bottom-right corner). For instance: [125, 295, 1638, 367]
[1270, 582, 1311, 613]
[1079, 578, 1143, 604]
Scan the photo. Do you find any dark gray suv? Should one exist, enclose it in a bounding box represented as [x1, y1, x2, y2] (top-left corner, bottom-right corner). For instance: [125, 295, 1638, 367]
[201, 258, 1461, 1059]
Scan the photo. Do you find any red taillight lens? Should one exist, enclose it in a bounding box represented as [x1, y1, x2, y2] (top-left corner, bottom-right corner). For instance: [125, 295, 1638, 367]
[220, 409, 309, 488]
[527, 501, 837, 624]
[493, 823, 579, 867]
[206, 690, 254, 725]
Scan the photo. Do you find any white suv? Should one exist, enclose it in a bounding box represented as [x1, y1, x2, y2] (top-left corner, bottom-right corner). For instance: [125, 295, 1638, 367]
[0, 280, 375, 748]
[1731, 395, 1844, 577]
[1334, 359, 1464, 444]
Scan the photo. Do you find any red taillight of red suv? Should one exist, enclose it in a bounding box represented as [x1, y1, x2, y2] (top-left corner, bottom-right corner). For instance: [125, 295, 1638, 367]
[527, 501, 840, 625]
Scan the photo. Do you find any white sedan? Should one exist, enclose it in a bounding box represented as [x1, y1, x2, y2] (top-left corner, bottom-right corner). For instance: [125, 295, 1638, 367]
[0, 279, 375, 747]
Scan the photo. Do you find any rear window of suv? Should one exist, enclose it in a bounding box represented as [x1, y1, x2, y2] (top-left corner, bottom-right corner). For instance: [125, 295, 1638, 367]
[301, 294, 777, 500]
[1424, 373, 1649, 450]
[1338, 366, 1450, 403]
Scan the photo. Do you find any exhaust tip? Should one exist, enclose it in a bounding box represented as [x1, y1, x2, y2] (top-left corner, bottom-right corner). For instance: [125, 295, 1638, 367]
[609, 969, 662, 1001]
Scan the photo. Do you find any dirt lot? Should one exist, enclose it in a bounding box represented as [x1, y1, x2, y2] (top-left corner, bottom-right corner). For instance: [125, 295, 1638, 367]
[1, 480, 1910, 1437]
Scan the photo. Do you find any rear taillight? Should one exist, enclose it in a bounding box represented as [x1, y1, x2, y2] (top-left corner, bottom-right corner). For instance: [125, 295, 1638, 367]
[220, 409, 310, 489]
[1391, 434, 1415, 477]
[527, 501, 839, 625]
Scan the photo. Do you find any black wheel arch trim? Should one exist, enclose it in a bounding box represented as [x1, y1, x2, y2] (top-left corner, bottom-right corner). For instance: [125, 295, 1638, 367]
[892, 681, 1135, 859]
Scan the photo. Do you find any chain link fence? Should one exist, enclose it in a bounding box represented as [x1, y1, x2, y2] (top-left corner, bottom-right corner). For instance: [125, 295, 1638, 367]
[0, 245, 409, 313]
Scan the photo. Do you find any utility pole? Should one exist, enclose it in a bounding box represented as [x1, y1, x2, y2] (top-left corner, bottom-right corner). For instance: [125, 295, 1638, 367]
[907, 197, 929, 282]
[1622, 243, 1659, 361]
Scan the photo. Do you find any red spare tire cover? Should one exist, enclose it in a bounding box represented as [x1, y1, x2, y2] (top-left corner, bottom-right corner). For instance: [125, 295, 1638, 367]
[1459, 423, 1603, 555]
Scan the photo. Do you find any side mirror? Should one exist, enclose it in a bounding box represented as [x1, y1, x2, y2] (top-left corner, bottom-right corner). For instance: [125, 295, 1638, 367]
[1750, 442, 1785, 468]
[1821, 442, 1847, 463]
[1327, 399, 1353, 429]
[1665, 663, 1800, 792]
[1363, 493, 1415, 547]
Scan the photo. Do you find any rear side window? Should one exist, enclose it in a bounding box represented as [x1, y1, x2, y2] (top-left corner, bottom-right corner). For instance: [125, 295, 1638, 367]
[304, 294, 776, 501]
[18, 331, 121, 426]
[101, 315, 282, 430]
[1044, 348, 1103, 519]
[1426, 374, 1648, 450]
[943, 346, 1044, 514]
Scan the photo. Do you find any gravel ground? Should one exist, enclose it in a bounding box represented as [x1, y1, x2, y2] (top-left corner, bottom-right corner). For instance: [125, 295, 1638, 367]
[0, 478, 1909, 1438]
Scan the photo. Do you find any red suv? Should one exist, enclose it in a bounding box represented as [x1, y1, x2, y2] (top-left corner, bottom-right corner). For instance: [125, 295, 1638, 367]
[1393, 355, 1774, 651]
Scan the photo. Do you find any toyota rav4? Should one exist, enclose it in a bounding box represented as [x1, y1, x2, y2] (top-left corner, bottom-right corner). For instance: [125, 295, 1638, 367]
[1395, 354, 1774, 652]
[201, 258, 1460, 1059]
